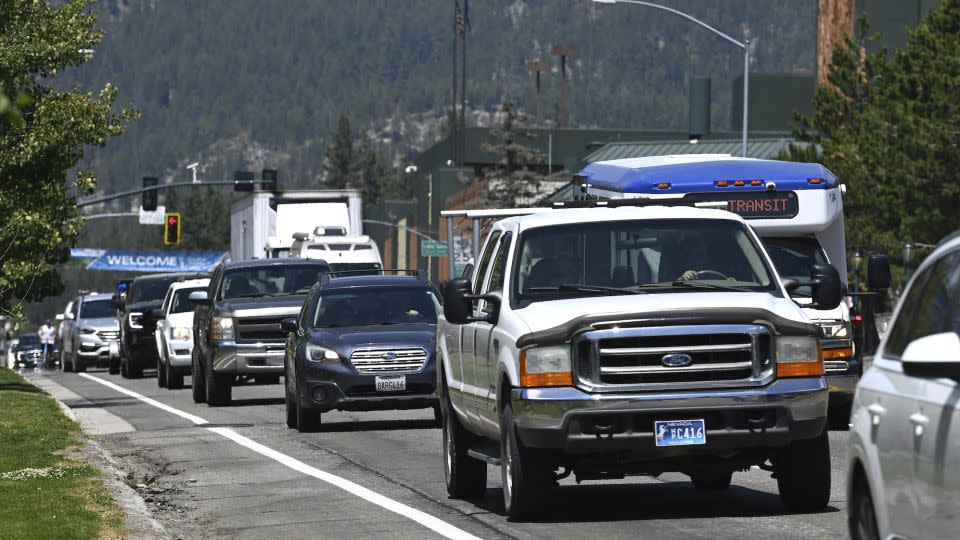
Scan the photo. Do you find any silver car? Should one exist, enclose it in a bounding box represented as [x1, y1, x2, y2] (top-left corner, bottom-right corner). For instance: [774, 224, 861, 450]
[58, 293, 120, 373]
[847, 231, 960, 540]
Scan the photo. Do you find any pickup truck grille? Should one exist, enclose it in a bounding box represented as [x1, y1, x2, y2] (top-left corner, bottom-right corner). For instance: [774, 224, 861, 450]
[97, 330, 119, 341]
[574, 324, 773, 392]
[235, 316, 287, 341]
[350, 348, 427, 374]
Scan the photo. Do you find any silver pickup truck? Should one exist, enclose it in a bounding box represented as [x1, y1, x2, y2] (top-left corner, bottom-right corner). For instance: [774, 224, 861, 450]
[437, 201, 842, 520]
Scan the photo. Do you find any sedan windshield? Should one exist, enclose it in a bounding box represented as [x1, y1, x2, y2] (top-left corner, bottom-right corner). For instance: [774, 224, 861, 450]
[79, 300, 114, 319]
[313, 288, 440, 328]
[220, 264, 329, 300]
[18, 335, 40, 347]
[512, 219, 776, 307]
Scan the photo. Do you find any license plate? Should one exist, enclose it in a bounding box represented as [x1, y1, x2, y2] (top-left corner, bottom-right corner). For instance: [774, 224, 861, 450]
[375, 375, 406, 392]
[654, 419, 706, 447]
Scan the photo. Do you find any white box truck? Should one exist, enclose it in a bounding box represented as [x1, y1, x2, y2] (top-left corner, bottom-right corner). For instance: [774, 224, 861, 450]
[229, 189, 363, 261]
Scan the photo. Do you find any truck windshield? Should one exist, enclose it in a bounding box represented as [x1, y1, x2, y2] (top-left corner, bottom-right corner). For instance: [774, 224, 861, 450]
[131, 277, 181, 304]
[512, 219, 776, 306]
[762, 237, 828, 297]
[312, 288, 440, 328]
[79, 300, 113, 319]
[219, 264, 329, 299]
[170, 287, 205, 314]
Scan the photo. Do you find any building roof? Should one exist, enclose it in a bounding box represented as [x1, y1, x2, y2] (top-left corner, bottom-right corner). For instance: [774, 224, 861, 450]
[584, 138, 803, 164]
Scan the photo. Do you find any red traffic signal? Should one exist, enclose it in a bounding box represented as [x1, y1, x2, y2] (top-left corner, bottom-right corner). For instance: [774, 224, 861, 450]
[164, 212, 181, 245]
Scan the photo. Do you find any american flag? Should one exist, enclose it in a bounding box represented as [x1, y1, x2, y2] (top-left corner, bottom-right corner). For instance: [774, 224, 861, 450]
[455, 1, 465, 37]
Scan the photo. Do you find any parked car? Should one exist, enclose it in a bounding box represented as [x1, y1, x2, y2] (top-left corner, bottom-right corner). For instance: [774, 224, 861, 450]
[154, 278, 210, 389]
[117, 273, 207, 379]
[13, 333, 43, 369]
[282, 270, 441, 432]
[191, 259, 330, 406]
[847, 233, 960, 540]
[58, 293, 120, 373]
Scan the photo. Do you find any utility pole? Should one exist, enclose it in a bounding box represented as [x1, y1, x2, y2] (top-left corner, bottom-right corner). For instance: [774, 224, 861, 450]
[527, 59, 550, 127]
[551, 45, 575, 127]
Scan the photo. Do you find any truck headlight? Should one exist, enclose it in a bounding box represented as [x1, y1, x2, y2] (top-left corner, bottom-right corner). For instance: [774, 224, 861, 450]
[818, 320, 850, 338]
[211, 318, 234, 340]
[128, 312, 143, 329]
[519, 346, 573, 387]
[305, 344, 339, 363]
[776, 336, 823, 377]
[171, 327, 191, 341]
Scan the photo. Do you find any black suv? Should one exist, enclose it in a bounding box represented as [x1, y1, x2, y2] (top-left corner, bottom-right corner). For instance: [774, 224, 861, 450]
[117, 273, 206, 378]
[282, 270, 441, 432]
[191, 259, 331, 406]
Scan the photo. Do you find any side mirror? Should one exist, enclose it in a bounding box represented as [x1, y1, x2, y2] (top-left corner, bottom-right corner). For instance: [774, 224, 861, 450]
[280, 317, 299, 333]
[150, 308, 165, 319]
[460, 263, 474, 280]
[66, 312, 75, 320]
[443, 279, 473, 325]
[188, 291, 211, 306]
[901, 332, 960, 379]
[55, 314, 65, 321]
[867, 253, 891, 290]
[809, 263, 841, 310]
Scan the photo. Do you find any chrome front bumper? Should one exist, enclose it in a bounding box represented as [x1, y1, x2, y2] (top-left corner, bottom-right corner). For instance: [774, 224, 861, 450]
[211, 340, 285, 374]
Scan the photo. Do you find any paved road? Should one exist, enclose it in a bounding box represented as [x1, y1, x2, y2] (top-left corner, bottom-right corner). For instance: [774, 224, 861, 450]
[26, 367, 851, 539]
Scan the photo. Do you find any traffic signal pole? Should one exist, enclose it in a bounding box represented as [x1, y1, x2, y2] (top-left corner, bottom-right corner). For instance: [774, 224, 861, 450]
[77, 180, 256, 208]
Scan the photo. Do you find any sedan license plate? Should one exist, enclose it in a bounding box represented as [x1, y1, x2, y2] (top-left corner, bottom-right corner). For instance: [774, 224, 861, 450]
[375, 375, 406, 392]
[654, 419, 706, 447]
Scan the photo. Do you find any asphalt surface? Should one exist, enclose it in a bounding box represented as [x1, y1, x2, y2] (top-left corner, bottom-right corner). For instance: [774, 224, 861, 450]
[25, 366, 851, 539]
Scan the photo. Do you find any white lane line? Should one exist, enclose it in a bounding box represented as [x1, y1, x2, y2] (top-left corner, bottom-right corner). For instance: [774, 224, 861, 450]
[78, 373, 481, 540]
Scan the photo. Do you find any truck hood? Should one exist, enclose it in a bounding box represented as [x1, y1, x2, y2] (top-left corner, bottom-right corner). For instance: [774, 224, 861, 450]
[793, 297, 847, 322]
[307, 324, 436, 357]
[216, 295, 307, 317]
[514, 292, 814, 346]
[163, 312, 195, 328]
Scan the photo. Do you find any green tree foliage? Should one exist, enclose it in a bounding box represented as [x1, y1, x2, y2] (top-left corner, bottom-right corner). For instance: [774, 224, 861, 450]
[323, 115, 357, 189]
[483, 100, 544, 208]
[0, 0, 135, 321]
[355, 137, 386, 204]
[164, 187, 231, 251]
[785, 5, 960, 260]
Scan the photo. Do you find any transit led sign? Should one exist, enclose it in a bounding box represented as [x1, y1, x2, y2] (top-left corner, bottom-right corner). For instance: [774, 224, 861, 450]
[683, 191, 799, 219]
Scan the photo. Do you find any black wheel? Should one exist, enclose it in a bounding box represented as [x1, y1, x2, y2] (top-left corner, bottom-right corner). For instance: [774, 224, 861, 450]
[848, 472, 879, 540]
[108, 356, 120, 375]
[62, 352, 73, 373]
[285, 386, 298, 429]
[433, 405, 442, 427]
[125, 350, 144, 379]
[296, 403, 322, 432]
[690, 470, 733, 491]
[157, 355, 167, 388]
[204, 354, 232, 407]
[167, 360, 184, 390]
[442, 395, 487, 499]
[120, 352, 128, 377]
[501, 402, 552, 521]
[74, 356, 86, 373]
[828, 402, 853, 431]
[192, 352, 207, 404]
[775, 429, 831, 512]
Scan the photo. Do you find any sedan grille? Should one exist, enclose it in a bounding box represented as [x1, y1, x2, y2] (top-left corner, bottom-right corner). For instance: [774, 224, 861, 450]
[350, 348, 427, 374]
[574, 324, 773, 392]
[235, 317, 287, 341]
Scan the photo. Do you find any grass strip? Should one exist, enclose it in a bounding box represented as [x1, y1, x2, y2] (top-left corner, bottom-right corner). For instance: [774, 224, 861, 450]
[0, 368, 123, 539]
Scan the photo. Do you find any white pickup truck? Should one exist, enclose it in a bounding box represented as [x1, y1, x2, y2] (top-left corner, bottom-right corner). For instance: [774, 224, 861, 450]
[437, 200, 842, 520]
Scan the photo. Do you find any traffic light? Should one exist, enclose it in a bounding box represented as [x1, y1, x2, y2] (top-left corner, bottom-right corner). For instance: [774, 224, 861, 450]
[262, 169, 278, 192]
[233, 170, 255, 191]
[164, 212, 181, 245]
[142, 177, 159, 211]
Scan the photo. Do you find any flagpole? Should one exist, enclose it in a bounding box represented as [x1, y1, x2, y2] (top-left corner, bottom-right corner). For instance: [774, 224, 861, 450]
[452, 0, 459, 165]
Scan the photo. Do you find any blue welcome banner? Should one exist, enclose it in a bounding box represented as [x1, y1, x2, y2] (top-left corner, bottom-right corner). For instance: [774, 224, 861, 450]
[87, 251, 227, 272]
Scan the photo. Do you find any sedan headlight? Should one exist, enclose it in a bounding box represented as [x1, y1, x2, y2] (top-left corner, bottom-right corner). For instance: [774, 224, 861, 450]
[305, 344, 340, 363]
[171, 327, 191, 341]
[818, 320, 850, 338]
[519, 345, 573, 387]
[776, 336, 823, 377]
[210, 318, 234, 340]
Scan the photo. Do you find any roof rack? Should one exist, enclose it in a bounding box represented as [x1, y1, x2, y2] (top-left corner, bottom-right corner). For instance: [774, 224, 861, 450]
[322, 269, 427, 281]
[548, 198, 728, 210]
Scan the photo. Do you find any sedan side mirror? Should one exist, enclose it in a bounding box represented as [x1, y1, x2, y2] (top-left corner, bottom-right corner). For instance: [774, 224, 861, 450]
[867, 253, 891, 290]
[280, 317, 299, 333]
[809, 263, 841, 310]
[901, 332, 960, 379]
[188, 290, 211, 306]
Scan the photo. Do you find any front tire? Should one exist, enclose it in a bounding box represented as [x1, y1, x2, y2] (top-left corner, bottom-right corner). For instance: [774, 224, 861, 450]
[157, 355, 167, 388]
[166, 360, 184, 390]
[108, 356, 120, 375]
[500, 402, 552, 521]
[775, 429, 831, 512]
[848, 472, 879, 540]
[442, 395, 487, 499]
[285, 387, 298, 429]
[192, 352, 207, 404]
[62, 353, 73, 373]
[296, 402, 322, 432]
[204, 354, 232, 407]
[74, 356, 86, 373]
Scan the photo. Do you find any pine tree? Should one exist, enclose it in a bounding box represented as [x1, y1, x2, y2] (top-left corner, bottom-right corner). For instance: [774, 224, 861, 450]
[354, 137, 386, 204]
[482, 101, 544, 208]
[323, 115, 356, 189]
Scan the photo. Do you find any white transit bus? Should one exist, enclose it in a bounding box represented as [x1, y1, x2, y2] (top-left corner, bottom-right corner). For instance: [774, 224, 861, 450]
[571, 154, 867, 418]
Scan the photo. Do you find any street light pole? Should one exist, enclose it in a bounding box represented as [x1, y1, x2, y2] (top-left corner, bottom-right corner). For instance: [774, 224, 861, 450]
[591, 0, 750, 157]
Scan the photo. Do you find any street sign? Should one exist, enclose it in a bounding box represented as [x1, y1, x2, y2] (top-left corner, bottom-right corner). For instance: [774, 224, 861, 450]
[139, 205, 166, 225]
[420, 240, 448, 257]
